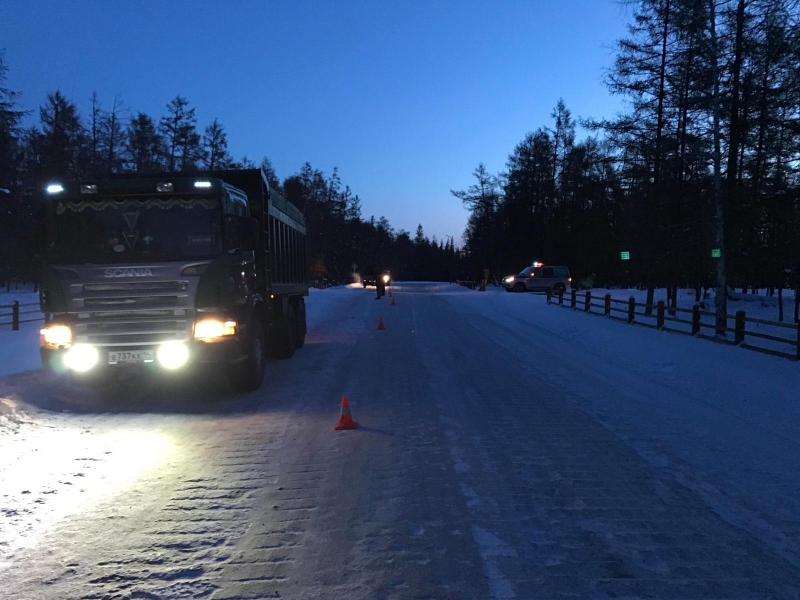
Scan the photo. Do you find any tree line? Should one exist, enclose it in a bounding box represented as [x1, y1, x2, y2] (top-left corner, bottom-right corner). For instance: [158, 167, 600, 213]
[455, 0, 799, 323]
[0, 50, 462, 286]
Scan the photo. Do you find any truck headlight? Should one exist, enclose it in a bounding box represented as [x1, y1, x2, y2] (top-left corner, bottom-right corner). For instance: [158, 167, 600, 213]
[193, 319, 237, 341]
[63, 344, 99, 372]
[157, 341, 189, 370]
[41, 324, 72, 346]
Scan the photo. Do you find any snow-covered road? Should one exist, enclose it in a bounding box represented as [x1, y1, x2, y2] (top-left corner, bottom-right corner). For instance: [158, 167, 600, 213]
[0, 283, 798, 599]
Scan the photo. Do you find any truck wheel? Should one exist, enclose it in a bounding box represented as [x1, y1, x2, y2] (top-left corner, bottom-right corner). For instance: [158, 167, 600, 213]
[272, 305, 296, 359]
[514, 283, 526, 293]
[294, 299, 306, 349]
[229, 318, 266, 392]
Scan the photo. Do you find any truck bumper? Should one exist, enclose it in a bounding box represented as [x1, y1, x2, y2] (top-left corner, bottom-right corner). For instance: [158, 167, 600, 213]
[42, 337, 247, 376]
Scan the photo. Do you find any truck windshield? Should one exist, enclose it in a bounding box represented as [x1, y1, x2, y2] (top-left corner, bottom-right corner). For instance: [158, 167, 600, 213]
[46, 196, 222, 264]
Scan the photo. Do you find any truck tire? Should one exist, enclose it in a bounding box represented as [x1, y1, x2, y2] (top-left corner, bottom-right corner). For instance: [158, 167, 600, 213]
[272, 305, 296, 359]
[229, 318, 266, 392]
[294, 298, 306, 349]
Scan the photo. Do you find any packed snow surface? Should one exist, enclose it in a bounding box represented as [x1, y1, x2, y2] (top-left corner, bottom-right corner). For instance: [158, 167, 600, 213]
[0, 283, 798, 599]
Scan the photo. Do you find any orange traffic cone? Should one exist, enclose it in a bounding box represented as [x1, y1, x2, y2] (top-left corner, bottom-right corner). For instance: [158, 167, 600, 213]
[377, 317, 386, 330]
[391, 296, 396, 306]
[334, 396, 358, 430]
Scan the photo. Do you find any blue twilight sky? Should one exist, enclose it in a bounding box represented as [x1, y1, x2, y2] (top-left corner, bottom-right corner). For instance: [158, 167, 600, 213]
[1, 0, 632, 243]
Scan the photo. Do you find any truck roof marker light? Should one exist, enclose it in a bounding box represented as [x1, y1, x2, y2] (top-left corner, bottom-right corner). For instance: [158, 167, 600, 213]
[46, 184, 64, 194]
[156, 182, 174, 192]
[81, 184, 98, 194]
[194, 180, 212, 188]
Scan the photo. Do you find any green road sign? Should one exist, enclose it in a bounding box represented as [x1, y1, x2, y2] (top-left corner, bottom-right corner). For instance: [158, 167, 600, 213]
[620, 251, 630, 261]
[711, 248, 721, 258]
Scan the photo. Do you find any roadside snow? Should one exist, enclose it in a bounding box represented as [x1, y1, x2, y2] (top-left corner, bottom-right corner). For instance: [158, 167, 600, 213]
[570, 287, 798, 356]
[451, 288, 800, 564]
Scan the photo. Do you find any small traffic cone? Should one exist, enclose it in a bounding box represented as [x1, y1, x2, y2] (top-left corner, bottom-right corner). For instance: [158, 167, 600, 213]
[391, 296, 396, 306]
[334, 396, 358, 430]
[377, 317, 386, 330]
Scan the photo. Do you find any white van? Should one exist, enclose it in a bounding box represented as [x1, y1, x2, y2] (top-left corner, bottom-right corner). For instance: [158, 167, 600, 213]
[502, 264, 571, 293]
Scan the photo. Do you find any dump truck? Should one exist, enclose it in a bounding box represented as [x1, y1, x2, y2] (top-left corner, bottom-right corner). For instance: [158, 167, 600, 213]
[38, 168, 308, 391]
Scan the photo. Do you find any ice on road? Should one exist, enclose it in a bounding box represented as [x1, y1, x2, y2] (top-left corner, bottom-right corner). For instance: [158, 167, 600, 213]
[0, 283, 798, 599]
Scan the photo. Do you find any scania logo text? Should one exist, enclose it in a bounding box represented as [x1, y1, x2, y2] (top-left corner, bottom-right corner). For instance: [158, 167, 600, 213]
[104, 268, 154, 278]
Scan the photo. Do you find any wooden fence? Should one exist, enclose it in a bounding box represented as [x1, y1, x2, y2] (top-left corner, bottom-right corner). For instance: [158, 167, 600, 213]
[0, 301, 46, 331]
[547, 289, 800, 361]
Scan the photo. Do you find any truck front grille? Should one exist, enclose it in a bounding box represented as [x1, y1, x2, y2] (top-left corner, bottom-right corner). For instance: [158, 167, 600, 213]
[83, 281, 186, 293]
[83, 295, 181, 308]
[74, 313, 191, 346]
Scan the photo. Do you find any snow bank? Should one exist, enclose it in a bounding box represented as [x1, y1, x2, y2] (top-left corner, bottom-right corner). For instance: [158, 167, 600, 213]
[452, 290, 800, 547]
[0, 289, 42, 378]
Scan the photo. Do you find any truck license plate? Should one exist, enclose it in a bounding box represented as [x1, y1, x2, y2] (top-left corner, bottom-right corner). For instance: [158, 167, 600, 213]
[108, 350, 155, 364]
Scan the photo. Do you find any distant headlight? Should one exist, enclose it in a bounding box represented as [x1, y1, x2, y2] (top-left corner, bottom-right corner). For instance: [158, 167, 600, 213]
[193, 319, 237, 341]
[382, 275, 390, 283]
[41, 324, 72, 346]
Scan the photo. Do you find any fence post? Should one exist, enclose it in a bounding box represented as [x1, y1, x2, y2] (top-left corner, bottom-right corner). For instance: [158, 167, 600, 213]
[692, 304, 701, 335]
[12, 300, 19, 331]
[570, 289, 577, 309]
[604, 294, 611, 316]
[734, 311, 746, 345]
[546, 288, 551, 304]
[656, 300, 665, 329]
[584, 291, 591, 312]
[627, 297, 635, 323]
[796, 323, 800, 361]
[558, 290, 564, 306]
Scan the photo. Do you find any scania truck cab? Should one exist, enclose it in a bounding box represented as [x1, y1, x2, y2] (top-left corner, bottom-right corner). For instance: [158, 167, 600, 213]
[38, 169, 308, 392]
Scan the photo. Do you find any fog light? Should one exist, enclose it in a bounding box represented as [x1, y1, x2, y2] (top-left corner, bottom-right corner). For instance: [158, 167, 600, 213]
[63, 344, 99, 372]
[157, 341, 189, 370]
